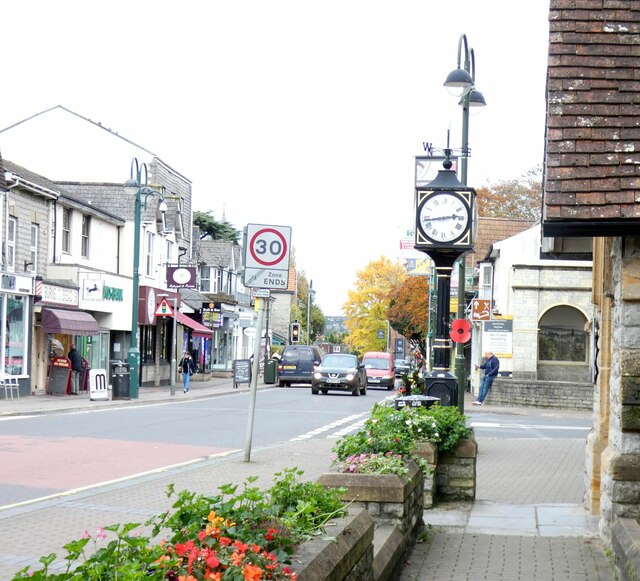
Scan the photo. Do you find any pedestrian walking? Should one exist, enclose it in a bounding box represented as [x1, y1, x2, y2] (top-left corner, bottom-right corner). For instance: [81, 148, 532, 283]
[68, 344, 83, 395]
[179, 351, 197, 393]
[473, 351, 500, 405]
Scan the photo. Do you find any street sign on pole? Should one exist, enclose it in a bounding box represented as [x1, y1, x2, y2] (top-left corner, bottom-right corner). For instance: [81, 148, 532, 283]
[243, 224, 292, 289]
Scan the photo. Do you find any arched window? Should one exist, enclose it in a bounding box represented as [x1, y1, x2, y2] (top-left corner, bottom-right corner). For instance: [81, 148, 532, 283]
[538, 306, 588, 363]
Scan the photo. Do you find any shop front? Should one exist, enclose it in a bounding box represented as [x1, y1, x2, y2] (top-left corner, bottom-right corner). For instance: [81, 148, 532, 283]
[175, 310, 213, 374]
[1, 273, 33, 396]
[41, 307, 100, 395]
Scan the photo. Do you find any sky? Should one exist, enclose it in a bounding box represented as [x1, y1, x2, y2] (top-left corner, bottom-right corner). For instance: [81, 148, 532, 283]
[0, 1, 551, 315]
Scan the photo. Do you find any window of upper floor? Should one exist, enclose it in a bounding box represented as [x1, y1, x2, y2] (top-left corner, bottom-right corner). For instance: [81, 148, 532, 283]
[200, 266, 211, 292]
[145, 231, 155, 276]
[166, 239, 173, 265]
[29, 224, 38, 273]
[6, 216, 16, 272]
[81, 214, 90, 259]
[62, 208, 71, 254]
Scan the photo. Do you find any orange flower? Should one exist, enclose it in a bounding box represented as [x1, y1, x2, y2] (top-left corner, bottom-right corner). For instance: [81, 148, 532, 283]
[231, 550, 245, 566]
[243, 563, 263, 581]
[205, 573, 222, 581]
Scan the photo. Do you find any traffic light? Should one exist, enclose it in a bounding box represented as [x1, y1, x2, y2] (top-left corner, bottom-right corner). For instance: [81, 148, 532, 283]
[291, 322, 300, 344]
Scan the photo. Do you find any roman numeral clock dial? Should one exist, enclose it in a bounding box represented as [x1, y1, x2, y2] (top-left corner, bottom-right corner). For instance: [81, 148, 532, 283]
[416, 191, 472, 247]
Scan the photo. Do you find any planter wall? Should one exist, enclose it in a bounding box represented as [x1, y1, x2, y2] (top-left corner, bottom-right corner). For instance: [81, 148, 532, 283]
[290, 508, 375, 581]
[415, 430, 477, 503]
[317, 460, 423, 581]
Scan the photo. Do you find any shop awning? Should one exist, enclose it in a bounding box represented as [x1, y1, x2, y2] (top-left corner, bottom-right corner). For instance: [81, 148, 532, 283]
[175, 311, 213, 337]
[41, 308, 100, 335]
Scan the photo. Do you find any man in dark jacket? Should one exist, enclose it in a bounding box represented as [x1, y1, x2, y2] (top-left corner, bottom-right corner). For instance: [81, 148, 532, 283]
[68, 344, 83, 395]
[473, 351, 500, 405]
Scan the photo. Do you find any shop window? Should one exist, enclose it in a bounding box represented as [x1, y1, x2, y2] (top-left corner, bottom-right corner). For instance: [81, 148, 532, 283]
[538, 306, 588, 363]
[4, 294, 26, 375]
[141, 326, 156, 364]
[158, 318, 169, 362]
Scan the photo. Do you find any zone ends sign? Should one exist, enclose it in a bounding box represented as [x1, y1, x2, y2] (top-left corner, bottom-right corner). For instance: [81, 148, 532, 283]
[243, 224, 292, 289]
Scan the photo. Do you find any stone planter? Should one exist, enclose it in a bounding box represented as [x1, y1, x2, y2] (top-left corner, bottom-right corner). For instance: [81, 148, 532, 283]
[317, 460, 424, 581]
[290, 508, 374, 581]
[414, 430, 478, 504]
[435, 432, 478, 501]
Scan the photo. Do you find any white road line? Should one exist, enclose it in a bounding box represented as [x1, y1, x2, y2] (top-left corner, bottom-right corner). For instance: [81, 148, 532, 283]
[471, 421, 589, 431]
[290, 413, 368, 441]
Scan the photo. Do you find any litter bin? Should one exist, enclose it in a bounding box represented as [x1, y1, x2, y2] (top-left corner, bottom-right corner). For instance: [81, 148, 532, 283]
[264, 358, 277, 384]
[111, 361, 130, 399]
[394, 395, 440, 410]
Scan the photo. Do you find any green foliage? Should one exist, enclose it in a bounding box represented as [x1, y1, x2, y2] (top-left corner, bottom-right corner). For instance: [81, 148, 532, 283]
[13, 468, 344, 580]
[331, 402, 470, 463]
[426, 405, 472, 452]
[193, 210, 240, 242]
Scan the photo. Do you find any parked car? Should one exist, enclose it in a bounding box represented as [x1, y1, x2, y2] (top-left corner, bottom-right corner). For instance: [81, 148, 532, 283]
[311, 353, 367, 396]
[394, 358, 412, 377]
[277, 345, 324, 387]
[362, 351, 396, 390]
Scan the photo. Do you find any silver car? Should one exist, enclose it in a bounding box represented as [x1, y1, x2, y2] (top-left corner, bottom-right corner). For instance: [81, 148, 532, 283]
[311, 353, 367, 396]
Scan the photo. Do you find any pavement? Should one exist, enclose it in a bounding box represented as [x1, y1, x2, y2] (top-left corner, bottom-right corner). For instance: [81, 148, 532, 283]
[0, 378, 616, 580]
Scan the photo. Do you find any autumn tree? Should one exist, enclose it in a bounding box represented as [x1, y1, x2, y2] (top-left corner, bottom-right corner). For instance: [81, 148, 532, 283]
[194, 210, 240, 242]
[343, 257, 406, 356]
[387, 275, 431, 359]
[476, 165, 542, 221]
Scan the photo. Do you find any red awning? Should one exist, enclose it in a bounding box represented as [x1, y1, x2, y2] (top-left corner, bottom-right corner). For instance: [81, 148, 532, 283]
[175, 311, 213, 337]
[41, 308, 100, 335]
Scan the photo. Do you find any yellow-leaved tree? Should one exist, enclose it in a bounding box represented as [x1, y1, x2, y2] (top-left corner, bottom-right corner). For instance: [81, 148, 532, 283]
[343, 257, 407, 355]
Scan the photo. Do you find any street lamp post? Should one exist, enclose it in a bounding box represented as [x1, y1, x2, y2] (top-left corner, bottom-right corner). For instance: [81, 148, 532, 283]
[124, 158, 167, 399]
[444, 33, 486, 412]
[306, 280, 314, 345]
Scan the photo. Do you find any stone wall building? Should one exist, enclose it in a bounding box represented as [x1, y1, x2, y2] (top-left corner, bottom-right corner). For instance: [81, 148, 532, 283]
[542, 0, 640, 549]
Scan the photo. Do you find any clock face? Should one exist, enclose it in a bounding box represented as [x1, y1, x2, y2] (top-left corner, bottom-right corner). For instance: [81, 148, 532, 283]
[418, 192, 469, 243]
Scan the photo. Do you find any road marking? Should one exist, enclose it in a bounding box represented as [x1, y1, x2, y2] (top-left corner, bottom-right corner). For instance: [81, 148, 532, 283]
[471, 421, 590, 431]
[290, 413, 368, 441]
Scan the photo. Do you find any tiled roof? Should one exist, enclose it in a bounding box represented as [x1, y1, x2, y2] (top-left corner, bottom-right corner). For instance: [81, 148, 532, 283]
[472, 217, 537, 264]
[197, 239, 240, 270]
[543, 0, 640, 236]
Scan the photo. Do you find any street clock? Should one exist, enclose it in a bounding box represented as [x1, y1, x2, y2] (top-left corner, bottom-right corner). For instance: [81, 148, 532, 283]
[414, 167, 475, 252]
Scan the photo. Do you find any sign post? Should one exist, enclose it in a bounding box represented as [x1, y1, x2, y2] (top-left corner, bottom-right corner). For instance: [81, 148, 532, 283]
[244, 297, 265, 462]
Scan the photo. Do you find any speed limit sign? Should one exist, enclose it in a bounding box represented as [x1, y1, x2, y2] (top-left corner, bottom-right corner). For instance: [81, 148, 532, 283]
[243, 224, 292, 288]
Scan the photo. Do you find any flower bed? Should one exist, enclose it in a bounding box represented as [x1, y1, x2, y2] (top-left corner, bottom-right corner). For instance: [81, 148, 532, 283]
[13, 469, 347, 580]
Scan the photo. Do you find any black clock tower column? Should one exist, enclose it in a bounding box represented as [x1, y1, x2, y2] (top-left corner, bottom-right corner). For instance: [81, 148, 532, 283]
[414, 155, 476, 410]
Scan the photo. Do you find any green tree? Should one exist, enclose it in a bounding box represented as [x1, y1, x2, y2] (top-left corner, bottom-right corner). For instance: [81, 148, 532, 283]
[476, 165, 542, 221]
[343, 257, 407, 356]
[387, 275, 431, 360]
[293, 273, 325, 343]
[194, 210, 240, 242]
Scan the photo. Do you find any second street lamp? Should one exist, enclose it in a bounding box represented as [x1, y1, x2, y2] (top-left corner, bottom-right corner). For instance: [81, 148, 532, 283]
[443, 33, 486, 412]
[124, 158, 167, 399]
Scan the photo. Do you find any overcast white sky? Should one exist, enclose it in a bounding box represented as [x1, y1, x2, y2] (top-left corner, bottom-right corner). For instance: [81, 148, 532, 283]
[0, 1, 550, 315]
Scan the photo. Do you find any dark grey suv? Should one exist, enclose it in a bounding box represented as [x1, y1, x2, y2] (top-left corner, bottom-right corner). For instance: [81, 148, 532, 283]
[277, 345, 324, 387]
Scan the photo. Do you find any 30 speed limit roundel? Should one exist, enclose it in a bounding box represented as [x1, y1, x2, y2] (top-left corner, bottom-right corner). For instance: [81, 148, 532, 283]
[249, 227, 288, 267]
